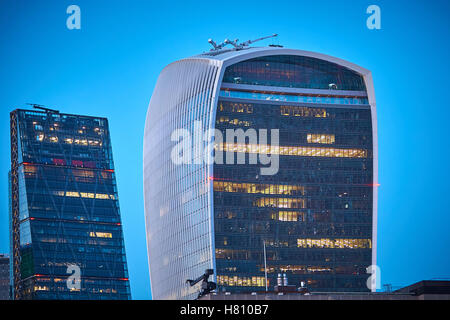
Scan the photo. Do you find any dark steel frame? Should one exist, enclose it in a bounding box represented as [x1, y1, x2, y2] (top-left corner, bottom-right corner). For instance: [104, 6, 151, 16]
[10, 110, 22, 299]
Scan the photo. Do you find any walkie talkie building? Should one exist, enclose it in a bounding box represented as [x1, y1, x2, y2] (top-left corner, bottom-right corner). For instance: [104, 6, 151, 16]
[144, 46, 377, 299]
[10, 109, 131, 300]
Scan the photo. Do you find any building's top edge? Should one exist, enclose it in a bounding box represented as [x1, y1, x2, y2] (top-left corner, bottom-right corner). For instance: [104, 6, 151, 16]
[12, 108, 109, 121]
[165, 46, 371, 77]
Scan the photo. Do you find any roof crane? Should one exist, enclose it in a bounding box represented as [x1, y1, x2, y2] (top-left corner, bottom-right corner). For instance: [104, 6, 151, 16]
[238, 33, 278, 48]
[224, 38, 240, 48]
[26, 103, 60, 114]
[208, 38, 224, 50]
[208, 33, 279, 51]
[208, 38, 238, 51]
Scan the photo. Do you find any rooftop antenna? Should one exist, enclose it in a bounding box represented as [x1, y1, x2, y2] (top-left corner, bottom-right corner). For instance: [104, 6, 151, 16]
[27, 103, 60, 114]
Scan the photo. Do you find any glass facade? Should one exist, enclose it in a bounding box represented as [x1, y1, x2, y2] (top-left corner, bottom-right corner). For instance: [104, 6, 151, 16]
[10, 109, 131, 300]
[223, 55, 367, 91]
[214, 99, 373, 292]
[144, 59, 220, 300]
[219, 90, 369, 106]
[144, 49, 377, 299]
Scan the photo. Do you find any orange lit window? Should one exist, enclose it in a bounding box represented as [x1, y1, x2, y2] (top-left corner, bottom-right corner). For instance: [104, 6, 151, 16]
[307, 134, 335, 144]
[213, 181, 304, 196]
[280, 106, 327, 118]
[254, 198, 306, 209]
[297, 238, 372, 249]
[216, 275, 267, 287]
[216, 143, 367, 159]
[89, 232, 112, 238]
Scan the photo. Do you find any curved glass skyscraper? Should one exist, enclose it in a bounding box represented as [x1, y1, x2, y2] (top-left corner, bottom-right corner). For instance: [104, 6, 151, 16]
[144, 47, 377, 300]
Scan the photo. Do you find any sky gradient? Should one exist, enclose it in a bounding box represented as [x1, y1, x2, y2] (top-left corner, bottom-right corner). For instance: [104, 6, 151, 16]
[1, 0, 449, 299]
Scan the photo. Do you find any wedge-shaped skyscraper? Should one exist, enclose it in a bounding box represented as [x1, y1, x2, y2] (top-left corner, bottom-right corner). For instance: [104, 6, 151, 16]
[144, 46, 378, 299]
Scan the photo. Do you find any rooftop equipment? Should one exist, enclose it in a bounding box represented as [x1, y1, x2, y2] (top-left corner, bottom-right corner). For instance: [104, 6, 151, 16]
[208, 34, 278, 51]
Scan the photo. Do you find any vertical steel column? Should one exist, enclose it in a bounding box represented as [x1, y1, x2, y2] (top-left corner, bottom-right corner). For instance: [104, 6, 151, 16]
[10, 110, 22, 300]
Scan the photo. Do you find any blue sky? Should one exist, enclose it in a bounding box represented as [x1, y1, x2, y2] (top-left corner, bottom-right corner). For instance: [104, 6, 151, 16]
[0, 0, 449, 299]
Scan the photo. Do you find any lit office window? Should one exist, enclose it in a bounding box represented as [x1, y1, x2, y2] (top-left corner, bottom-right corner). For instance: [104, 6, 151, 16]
[89, 232, 112, 238]
[254, 197, 306, 209]
[297, 238, 372, 249]
[217, 143, 367, 159]
[307, 134, 335, 144]
[213, 181, 304, 196]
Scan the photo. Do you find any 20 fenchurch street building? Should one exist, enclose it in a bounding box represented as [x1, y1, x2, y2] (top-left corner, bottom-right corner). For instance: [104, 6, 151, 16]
[144, 46, 378, 300]
[10, 109, 131, 299]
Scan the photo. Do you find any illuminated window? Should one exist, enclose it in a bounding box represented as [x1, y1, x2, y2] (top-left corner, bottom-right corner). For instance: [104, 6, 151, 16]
[308, 266, 332, 273]
[254, 198, 306, 209]
[213, 181, 304, 196]
[89, 232, 112, 238]
[73, 139, 88, 146]
[277, 211, 304, 222]
[217, 117, 252, 127]
[34, 285, 49, 291]
[88, 140, 100, 146]
[216, 143, 367, 159]
[53, 191, 114, 200]
[23, 165, 37, 175]
[307, 134, 335, 145]
[220, 90, 368, 105]
[95, 193, 110, 200]
[79, 192, 94, 198]
[297, 238, 372, 249]
[217, 275, 267, 287]
[265, 240, 289, 247]
[66, 191, 80, 197]
[280, 106, 327, 118]
[219, 102, 254, 114]
[259, 265, 333, 274]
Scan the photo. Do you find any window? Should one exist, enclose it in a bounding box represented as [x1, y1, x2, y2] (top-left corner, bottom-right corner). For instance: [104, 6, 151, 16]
[307, 134, 335, 144]
[297, 238, 372, 249]
[217, 143, 368, 159]
[89, 232, 112, 238]
[223, 55, 367, 91]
